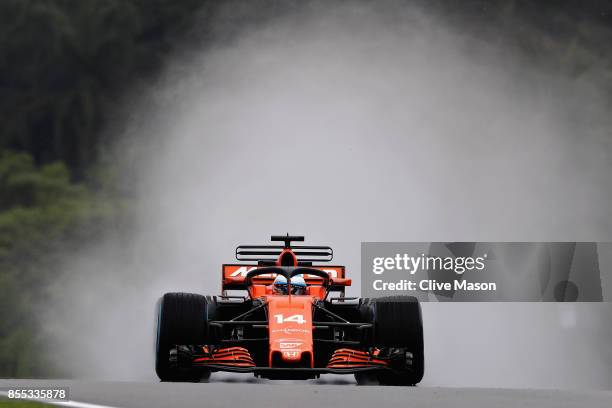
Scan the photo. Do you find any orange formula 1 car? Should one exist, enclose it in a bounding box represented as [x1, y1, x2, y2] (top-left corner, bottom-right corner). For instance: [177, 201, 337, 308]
[155, 235, 424, 385]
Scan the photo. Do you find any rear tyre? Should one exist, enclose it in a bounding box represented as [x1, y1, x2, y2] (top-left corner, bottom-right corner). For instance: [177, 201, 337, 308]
[369, 296, 424, 386]
[155, 292, 211, 382]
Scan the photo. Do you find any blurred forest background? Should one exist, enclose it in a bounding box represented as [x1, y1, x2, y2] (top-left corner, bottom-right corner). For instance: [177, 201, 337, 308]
[0, 0, 611, 378]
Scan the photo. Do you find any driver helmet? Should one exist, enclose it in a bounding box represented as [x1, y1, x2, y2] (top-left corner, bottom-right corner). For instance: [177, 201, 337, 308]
[273, 275, 288, 294]
[290, 275, 307, 295]
[272, 274, 307, 295]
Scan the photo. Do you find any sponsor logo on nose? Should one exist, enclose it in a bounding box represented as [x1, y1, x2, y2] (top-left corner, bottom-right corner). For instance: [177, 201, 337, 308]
[280, 342, 302, 349]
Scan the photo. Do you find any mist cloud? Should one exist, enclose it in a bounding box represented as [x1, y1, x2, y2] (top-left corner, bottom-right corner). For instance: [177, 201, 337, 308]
[45, 1, 612, 388]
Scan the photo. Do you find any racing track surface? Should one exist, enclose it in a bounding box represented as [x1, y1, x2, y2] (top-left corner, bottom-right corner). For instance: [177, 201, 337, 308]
[1, 378, 611, 408]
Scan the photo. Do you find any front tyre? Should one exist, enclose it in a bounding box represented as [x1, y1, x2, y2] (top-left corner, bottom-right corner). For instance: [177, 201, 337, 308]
[370, 296, 424, 386]
[354, 371, 379, 385]
[155, 292, 210, 382]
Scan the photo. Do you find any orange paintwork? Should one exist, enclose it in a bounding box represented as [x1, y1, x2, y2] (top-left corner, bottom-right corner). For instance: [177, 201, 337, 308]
[205, 250, 376, 370]
[327, 348, 388, 369]
[276, 248, 298, 266]
[221, 264, 350, 298]
[194, 346, 255, 367]
[222, 264, 346, 284]
[265, 294, 314, 367]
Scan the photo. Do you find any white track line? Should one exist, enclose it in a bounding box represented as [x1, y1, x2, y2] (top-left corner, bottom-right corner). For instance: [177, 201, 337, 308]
[0, 391, 120, 408]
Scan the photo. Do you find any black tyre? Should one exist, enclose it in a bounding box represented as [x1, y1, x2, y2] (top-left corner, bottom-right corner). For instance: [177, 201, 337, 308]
[362, 296, 424, 386]
[155, 292, 211, 382]
[354, 371, 379, 385]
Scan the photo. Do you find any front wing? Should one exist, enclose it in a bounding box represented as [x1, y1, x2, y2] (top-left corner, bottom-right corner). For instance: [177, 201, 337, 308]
[172, 345, 411, 379]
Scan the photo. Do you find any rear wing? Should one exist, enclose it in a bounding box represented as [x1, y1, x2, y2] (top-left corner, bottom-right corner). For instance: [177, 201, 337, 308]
[236, 245, 332, 263]
[235, 235, 333, 264]
[222, 264, 349, 294]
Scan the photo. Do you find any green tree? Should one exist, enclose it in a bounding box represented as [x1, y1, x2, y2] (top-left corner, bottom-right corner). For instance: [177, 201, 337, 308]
[0, 0, 204, 178]
[0, 150, 123, 377]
